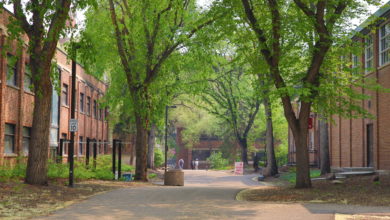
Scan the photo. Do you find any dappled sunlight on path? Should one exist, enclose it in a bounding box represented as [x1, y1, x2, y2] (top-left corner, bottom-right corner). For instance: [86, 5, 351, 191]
[35, 170, 390, 220]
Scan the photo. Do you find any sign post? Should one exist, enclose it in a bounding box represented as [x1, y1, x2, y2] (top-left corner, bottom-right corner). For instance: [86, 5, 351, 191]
[234, 162, 244, 175]
[69, 119, 78, 132]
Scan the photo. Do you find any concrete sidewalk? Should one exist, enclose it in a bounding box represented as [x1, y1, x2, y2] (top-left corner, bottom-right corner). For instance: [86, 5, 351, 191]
[35, 170, 390, 220]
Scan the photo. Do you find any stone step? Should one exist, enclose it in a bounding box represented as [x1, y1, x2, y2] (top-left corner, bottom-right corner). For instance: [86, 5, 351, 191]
[341, 167, 375, 172]
[336, 171, 375, 178]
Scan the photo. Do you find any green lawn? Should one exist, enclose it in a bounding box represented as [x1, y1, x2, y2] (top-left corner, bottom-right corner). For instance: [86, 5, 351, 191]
[280, 169, 321, 183]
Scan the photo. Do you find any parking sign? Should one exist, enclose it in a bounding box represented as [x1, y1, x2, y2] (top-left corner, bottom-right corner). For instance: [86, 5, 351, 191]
[69, 119, 78, 132]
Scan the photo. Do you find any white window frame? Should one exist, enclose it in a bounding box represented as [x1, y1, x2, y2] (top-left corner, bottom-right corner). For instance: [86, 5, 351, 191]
[379, 23, 390, 66]
[365, 35, 374, 73]
[352, 54, 359, 74]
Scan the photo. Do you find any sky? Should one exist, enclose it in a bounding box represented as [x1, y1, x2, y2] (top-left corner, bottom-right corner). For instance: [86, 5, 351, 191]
[3, 0, 388, 31]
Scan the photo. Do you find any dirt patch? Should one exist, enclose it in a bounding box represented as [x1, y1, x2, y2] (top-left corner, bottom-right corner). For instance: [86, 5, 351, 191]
[238, 175, 390, 206]
[0, 179, 152, 219]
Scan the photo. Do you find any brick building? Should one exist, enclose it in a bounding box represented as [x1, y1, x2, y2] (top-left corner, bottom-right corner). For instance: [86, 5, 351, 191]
[175, 127, 267, 169]
[288, 2, 390, 171]
[0, 9, 109, 165]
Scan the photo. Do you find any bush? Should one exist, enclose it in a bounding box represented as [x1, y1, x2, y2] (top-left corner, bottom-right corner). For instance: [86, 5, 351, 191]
[0, 163, 26, 181]
[206, 152, 229, 170]
[154, 148, 164, 167]
[0, 155, 133, 181]
[275, 143, 288, 167]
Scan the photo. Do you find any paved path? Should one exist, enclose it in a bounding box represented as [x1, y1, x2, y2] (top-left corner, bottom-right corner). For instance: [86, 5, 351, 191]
[36, 170, 390, 220]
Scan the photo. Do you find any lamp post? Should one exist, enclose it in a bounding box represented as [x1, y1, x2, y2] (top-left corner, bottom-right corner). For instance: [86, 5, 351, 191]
[164, 105, 176, 175]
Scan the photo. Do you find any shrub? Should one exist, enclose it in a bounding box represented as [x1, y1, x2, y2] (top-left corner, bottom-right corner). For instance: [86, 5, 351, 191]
[207, 152, 229, 170]
[0, 155, 133, 181]
[275, 142, 288, 167]
[154, 148, 164, 167]
[48, 162, 68, 179]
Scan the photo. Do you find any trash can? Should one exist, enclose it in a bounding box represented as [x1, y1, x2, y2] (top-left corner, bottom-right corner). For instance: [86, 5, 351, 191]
[123, 173, 132, 182]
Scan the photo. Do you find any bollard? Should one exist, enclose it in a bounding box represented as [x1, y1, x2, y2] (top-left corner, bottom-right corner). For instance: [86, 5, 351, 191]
[118, 141, 122, 180]
[86, 138, 90, 167]
[93, 140, 97, 170]
[112, 140, 117, 179]
[57, 139, 64, 163]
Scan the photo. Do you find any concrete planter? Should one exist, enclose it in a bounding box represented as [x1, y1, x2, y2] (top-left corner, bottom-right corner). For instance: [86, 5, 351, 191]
[164, 169, 184, 186]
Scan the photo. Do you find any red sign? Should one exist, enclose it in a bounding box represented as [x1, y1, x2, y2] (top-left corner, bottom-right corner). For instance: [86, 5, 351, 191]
[234, 162, 244, 175]
[308, 117, 313, 129]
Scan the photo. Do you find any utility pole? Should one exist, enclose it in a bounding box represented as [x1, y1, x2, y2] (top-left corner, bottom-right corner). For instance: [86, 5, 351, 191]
[69, 50, 77, 187]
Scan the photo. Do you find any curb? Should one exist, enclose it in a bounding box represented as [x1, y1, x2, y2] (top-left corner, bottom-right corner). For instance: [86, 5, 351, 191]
[335, 214, 390, 220]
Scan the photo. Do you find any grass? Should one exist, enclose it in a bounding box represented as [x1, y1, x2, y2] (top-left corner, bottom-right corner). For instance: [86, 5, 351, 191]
[280, 169, 321, 183]
[210, 165, 234, 171]
[239, 175, 390, 206]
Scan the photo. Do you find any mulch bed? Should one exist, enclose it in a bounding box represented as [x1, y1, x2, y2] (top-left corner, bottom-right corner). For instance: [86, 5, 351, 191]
[240, 175, 390, 206]
[0, 179, 152, 219]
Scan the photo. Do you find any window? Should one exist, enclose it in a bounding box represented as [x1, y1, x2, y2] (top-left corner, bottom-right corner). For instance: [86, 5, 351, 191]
[98, 140, 101, 154]
[5, 124, 16, 154]
[380, 23, 390, 66]
[24, 64, 32, 92]
[22, 127, 31, 155]
[6, 55, 18, 87]
[105, 108, 109, 119]
[93, 100, 97, 118]
[62, 84, 69, 106]
[365, 35, 374, 73]
[79, 136, 83, 155]
[80, 93, 85, 113]
[86, 96, 91, 115]
[352, 54, 359, 75]
[99, 108, 103, 120]
[61, 133, 68, 155]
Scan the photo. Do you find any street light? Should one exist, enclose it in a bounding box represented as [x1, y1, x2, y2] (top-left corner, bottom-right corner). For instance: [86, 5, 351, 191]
[165, 105, 177, 175]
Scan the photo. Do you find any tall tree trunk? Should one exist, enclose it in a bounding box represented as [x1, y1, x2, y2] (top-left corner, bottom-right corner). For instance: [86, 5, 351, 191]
[25, 63, 52, 185]
[132, 89, 149, 181]
[238, 138, 248, 165]
[147, 124, 156, 169]
[263, 96, 278, 177]
[292, 127, 311, 188]
[130, 134, 135, 166]
[319, 119, 330, 175]
[134, 112, 148, 181]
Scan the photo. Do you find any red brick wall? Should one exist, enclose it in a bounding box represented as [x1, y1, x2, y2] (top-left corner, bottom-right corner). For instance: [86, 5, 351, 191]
[0, 9, 110, 163]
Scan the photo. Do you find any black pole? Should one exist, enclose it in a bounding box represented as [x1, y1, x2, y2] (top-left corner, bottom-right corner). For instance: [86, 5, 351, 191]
[93, 140, 97, 170]
[69, 54, 77, 187]
[86, 138, 90, 166]
[164, 106, 168, 175]
[112, 139, 117, 179]
[58, 139, 64, 163]
[118, 141, 122, 180]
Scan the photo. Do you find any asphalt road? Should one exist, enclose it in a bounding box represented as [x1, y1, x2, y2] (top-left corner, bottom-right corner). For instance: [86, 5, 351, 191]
[36, 170, 390, 220]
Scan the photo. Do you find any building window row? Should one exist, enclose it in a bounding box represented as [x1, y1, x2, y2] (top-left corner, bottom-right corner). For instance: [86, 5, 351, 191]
[365, 35, 374, 72]
[60, 84, 105, 120]
[380, 23, 390, 66]
[350, 24, 390, 74]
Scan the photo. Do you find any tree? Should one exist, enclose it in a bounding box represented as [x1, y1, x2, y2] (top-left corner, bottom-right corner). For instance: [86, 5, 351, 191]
[259, 75, 278, 176]
[3, 0, 92, 185]
[236, 0, 379, 188]
[199, 63, 260, 165]
[82, 0, 218, 181]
